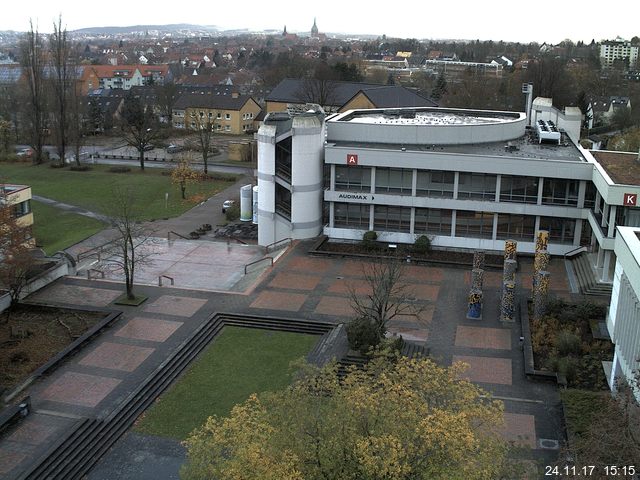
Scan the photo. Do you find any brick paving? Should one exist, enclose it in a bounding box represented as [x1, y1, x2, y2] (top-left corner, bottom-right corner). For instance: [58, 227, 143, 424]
[1, 240, 579, 478]
[115, 317, 183, 342]
[452, 355, 513, 385]
[455, 326, 512, 350]
[79, 342, 155, 372]
[40, 372, 122, 407]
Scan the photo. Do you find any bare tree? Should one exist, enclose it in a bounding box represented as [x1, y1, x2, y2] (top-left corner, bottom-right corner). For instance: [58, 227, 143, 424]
[194, 115, 216, 174]
[20, 20, 48, 165]
[49, 15, 74, 167]
[349, 258, 423, 338]
[295, 77, 338, 111]
[0, 187, 36, 311]
[102, 188, 155, 300]
[155, 80, 178, 124]
[120, 92, 160, 171]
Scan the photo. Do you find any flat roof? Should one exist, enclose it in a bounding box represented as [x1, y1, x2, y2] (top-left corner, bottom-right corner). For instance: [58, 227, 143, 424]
[336, 107, 519, 126]
[329, 133, 588, 163]
[591, 151, 640, 186]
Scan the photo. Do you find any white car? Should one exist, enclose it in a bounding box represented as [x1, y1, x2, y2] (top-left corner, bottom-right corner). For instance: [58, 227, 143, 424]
[222, 200, 235, 213]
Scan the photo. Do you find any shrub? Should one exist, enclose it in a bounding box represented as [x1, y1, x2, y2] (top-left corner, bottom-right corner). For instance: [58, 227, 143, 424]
[109, 166, 131, 173]
[555, 330, 582, 356]
[362, 230, 377, 250]
[346, 316, 382, 355]
[225, 204, 240, 221]
[413, 235, 431, 255]
[70, 165, 90, 172]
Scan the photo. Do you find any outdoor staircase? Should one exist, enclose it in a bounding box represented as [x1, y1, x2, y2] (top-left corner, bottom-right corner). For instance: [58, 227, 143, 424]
[336, 341, 430, 378]
[570, 253, 613, 297]
[17, 314, 334, 480]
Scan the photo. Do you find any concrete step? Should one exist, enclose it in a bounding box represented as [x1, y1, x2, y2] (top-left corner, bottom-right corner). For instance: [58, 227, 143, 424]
[570, 253, 612, 296]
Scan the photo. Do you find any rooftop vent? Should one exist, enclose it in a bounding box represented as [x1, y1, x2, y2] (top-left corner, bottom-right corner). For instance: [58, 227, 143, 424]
[536, 119, 561, 144]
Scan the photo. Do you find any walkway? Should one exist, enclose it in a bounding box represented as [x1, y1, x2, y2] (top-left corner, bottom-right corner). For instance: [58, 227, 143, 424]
[0, 240, 578, 478]
[31, 195, 110, 223]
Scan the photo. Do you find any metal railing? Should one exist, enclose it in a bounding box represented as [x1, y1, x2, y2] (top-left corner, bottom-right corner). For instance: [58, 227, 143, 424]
[264, 237, 292, 254]
[168, 231, 189, 241]
[87, 269, 105, 280]
[563, 245, 587, 260]
[158, 275, 174, 286]
[244, 257, 273, 274]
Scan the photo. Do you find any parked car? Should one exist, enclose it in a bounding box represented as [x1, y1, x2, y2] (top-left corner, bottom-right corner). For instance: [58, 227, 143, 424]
[166, 144, 184, 154]
[222, 199, 235, 213]
[16, 147, 33, 158]
[143, 144, 155, 151]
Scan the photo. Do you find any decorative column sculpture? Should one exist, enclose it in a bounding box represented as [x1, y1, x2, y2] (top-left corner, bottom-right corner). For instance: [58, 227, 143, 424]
[533, 270, 550, 318]
[500, 281, 516, 322]
[504, 239, 517, 263]
[467, 289, 483, 320]
[503, 259, 517, 283]
[473, 250, 485, 270]
[535, 230, 549, 254]
[471, 268, 484, 291]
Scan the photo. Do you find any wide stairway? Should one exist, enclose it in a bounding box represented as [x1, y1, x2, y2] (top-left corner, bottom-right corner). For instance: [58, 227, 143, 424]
[569, 253, 613, 297]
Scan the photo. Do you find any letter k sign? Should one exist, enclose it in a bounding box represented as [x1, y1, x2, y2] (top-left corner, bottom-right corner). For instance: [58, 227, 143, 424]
[346, 154, 358, 166]
[623, 193, 637, 206]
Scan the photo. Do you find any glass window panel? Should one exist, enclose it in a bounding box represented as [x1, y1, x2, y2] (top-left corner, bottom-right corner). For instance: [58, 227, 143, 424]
[416, 170, 454, 198]
[499, 175, 539, 204]
[373, 205, 411, 232]
[415, 208, 452, 235]
[496, 213, 536, 241]
[455, 210, 494, 239]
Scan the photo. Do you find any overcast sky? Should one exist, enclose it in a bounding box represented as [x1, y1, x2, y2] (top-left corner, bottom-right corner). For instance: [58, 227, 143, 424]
[2, 0, 638, 44]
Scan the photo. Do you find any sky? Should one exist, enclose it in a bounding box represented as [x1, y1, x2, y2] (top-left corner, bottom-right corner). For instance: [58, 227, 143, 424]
[1, 0, 638, 44]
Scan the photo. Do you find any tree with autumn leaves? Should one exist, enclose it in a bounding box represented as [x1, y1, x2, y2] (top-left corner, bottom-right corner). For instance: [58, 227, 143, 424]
[170, 157, 202, 200]
[181, 353, 511, 480]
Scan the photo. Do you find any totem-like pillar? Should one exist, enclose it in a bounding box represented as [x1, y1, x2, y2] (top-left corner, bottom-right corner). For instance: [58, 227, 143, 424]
[500, 281, 516, 322]
[466, 289, 483, 320]
[534, 250, 550, 273]
[473, 250, 486, 270]
[503, 259, 517, 283]
[504, 239, 518, 263]
[533, 270, 550, 318]
[535, 230, 549, 253]
[471, 268, 484, 291]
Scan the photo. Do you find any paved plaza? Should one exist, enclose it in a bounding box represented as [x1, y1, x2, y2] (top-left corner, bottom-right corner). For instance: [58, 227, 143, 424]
[0, 238, 579, 478]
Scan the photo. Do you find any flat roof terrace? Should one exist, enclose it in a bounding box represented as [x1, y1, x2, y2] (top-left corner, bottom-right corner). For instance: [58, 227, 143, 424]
[341, 108, 519, 125]
[591, 151, 640, 186]
[328, 133, 588, 163]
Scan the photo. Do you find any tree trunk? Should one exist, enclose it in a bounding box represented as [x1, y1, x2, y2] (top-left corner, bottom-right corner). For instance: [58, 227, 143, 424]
[180, 182, 186, 199]
[139, 149, 145, 171]
[203, 152, 208, 174]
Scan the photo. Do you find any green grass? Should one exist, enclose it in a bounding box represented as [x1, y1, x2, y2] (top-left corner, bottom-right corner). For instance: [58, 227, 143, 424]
[560, 389, 609, 439]
[31, 201, 105, 254]
[134, 327, 318, 440]
[1, 162, 237, 221]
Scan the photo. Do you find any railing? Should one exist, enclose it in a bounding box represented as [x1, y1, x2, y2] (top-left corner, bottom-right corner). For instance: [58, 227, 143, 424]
[87, 269, 105, 280]
[264, 237, 292, 254]
[168, 231, 189, 241]
[244, 257, 273, 274]
[563, 245, 587, 260]
[77, 238, 117, 263]
[158, 275, 174, 286]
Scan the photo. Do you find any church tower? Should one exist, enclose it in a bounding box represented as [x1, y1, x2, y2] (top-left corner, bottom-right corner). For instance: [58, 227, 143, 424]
[311, 18, 319, 37]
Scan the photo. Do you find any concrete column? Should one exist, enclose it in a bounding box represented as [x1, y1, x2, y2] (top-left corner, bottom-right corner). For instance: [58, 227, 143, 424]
[500, 281, 516, 322]
[450, 210, 457, 237]
[495, 175, 501, 202]
[409, 207, 415, 235]
[329, 202, 334, 228]
[503, 259, 517, 283]
[608, 205, 617, 238]
[602, 203, 610, 228]
[453, 172, 459, 200]
[602, 250, 612, 282]
[596, 245, 605, 269]
[537, 177, 544, 205]
[466, 289, 483, 320]
[370, 167, 376, 194]
[472, 269, 484, 290]
[473, 250, 485, 270]
[573, 219, 583, 246]
[577, 180, 586, 209]
[492, 213, 498, 240]
[369, 204, 374, 231]
[594, 190, 601, 214]
[412, 168, 417, 197]
[535, 230, 549, 253]
[330, 164, 336, 190]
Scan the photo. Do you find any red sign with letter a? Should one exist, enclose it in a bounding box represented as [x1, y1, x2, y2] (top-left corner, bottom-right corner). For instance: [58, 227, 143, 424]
[623, 193, 637, 206]
[346, 153, 358, 166]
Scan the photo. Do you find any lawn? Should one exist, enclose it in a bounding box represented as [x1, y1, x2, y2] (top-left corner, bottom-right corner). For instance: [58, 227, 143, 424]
[1, 162, 238, 221]
[31, 201, 105, 254]
[134, 327, 319, 440]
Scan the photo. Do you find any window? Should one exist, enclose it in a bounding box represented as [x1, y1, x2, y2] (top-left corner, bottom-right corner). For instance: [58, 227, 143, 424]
[541, 178, 579, 206]
[225, 113, 231, 120]
[496, 214, 535, 240]
[584, 182, 596, 209]
[375, 168, 412, 195]
[217, 112, 221, 119]
[416, 170, 454, 198]
[539, 217, 575, 244]
[499, 175, 539, 204]
[275, 184, 291, 221]
[225, 125, 230, 132]
[455, 211, 494, 239]
[457, 173, 496, 200]
[190, 121, 196, 128]
[249, 112, 253, 119]
[414, 208, 452, 235]
[208, 112, 213, 118]
[12, 200, 31, 218]
[335, 166, 371, 192]
[374, 206, 411, 232]
[216, 124, 222, 131]
[334, 202, 370, 228]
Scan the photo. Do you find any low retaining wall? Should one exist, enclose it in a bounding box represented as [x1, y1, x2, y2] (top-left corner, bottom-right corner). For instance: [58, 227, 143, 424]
[520, 298, 561, 383]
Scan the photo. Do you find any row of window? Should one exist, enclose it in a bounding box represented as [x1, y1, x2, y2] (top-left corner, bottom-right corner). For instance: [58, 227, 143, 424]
[334, 166, 583, 207]
[333, 203, 576, 244]
[184, 111, 255, 120]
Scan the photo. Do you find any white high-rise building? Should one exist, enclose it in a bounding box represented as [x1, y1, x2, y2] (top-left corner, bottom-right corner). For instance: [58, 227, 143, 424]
[599, 39, 639, 68]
